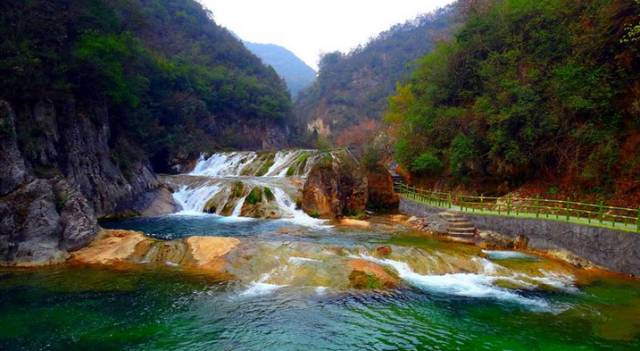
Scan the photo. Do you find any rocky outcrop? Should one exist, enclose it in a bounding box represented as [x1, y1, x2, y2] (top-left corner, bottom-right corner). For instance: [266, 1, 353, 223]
[0, 98, 162, 266]
[366, 164, 399, 212]
[348, 259, 400, 289]
[71, 230, 240, 275]
[302, 151, 368, 218]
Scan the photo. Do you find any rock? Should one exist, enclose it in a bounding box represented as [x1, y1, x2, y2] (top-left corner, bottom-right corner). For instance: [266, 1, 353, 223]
[71, 230, 241, 275]
[0, 100, 28, 196]
[133, 186, 180, 217]
[542, 249, 597, 270]
[338, 218, 371, 228]
[348, 259, 399, 289]
[184, 236, 240, 271]
[375, 246, 392, 257]
[514, 234, 529, 250]
[54, 179, 99, 251]
[70, 230, 148, 265]
[366, 164, 399, 212]
[240, 186, 285, 219]
[0, 179, 72, 266]
[302, 151, 368, 218]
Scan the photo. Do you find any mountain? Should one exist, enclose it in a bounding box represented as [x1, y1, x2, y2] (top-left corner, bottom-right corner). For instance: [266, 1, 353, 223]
[294, 2, 466, 146]
[386, 0, 640, 205]
[0, 0, 293, 264]
[245, 42, 316, 98]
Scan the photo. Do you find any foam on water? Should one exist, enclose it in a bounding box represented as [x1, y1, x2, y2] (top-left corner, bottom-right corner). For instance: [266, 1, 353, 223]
[288, 256, 321, 264]
[355, 254, 576, 310]
[239, 273, 286, 297]
[271, 187, 328, 228]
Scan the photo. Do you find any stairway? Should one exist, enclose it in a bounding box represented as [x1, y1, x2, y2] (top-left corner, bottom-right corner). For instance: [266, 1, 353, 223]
[439, 211, 477, 237]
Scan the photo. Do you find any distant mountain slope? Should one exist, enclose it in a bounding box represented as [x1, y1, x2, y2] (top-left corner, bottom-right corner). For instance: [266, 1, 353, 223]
[245, 42, 316, 98]
[294, 2, 466, 145]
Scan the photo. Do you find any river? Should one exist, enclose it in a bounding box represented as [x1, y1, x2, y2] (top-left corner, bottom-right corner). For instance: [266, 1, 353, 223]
[1, 150, 639, 350]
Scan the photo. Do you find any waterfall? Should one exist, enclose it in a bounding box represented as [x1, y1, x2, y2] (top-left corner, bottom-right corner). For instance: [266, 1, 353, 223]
[173, 184, 222, 214]
[168, 149, 331, 224]
[271, 187, 326, 226]
[189, 149, 322, 178]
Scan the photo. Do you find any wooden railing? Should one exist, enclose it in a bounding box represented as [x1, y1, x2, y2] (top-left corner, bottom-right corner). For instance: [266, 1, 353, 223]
[394, 182, 640, 233]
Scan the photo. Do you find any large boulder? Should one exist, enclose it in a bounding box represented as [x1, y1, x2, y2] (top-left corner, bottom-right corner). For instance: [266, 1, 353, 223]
[0, 177, 99, 266]
[366, 164, 399, 212]
[302, 151, 368, 218]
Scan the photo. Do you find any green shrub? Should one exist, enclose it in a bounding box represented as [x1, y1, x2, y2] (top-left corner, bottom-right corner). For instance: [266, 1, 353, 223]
[449, 134, 474, 177]
[410, 152, 443, 174]
[263, 187, 275, 201]
[245, 187, 263, 205]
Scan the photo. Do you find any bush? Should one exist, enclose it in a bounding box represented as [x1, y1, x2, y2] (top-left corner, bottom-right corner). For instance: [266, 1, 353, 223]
[246, 187, 263, 205]
[449, 134, 474, 177]
[410, 152, 442, 174]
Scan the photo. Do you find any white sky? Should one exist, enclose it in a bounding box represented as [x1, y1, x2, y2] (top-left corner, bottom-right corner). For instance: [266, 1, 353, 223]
[199, 0, 454, 70]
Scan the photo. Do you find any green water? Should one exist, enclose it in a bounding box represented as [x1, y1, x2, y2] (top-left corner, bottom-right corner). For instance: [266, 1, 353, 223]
[2, 217, 640, 350]
[2, 261, 640, 350]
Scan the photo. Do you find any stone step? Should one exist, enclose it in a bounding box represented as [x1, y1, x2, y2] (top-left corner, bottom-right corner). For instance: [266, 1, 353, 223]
[440, 211, 464, 217]
[448, 226, 476, 232]
[446, 218, 471, 223]
[448, 231, 476, 237]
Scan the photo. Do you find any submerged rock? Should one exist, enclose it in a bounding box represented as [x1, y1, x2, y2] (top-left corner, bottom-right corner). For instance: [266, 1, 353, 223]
[70, 230, 241, 275]
[185, 236, 240, 270]
[302, 151, 368, 218]
[348, 259, 400, 289]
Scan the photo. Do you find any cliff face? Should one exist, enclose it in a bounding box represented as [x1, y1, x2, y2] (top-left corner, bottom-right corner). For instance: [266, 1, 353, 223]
[0, 0, 297, 265]
[0, 99, 159, 265]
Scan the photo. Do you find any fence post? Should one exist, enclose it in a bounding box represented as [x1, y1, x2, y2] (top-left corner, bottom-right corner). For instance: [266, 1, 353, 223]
[480, 194, 484, 212]
[599, 201, 604, 224]
[448, 193, 452, 209]
[565, 199, 570, 222]
[637, 208, 640, 232]
[506, 195, 511, 216]
[535, 195, 540, 219]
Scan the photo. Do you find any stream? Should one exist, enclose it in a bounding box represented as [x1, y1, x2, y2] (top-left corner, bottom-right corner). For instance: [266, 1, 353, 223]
[1, 150, 639, 350]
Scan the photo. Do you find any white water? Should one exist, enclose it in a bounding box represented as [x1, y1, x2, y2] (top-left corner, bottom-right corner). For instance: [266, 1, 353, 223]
[168, 150, 330, 226]
[190, 150, 321, 178]
[190, 152, 257, 177]
[239, 272, 286, 297]
[173, 184, 222, 215]
[271, 187, 327, 227]
[355, 254, 575, 310]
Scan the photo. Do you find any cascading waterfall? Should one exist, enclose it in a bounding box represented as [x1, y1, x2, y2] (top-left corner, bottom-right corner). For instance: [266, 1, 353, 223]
[169, 149, 329, 224]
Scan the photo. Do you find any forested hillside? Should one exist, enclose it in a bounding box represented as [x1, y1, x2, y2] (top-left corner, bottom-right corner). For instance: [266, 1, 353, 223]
[245, 42, 316, 98]
[1, 0, 292, 170]
[386, 0, 640, 205]
[294, 2, 465, 146]
[0, 0, 294, 263]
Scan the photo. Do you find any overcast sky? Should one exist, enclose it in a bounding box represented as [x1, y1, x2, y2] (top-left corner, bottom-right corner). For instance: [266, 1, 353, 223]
[200, 0, 454, 70]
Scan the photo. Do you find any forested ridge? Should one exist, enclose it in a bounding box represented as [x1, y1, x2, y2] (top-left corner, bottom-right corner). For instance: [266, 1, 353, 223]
[294, 2, 466, 147]
[0, 0, 292, 170]
[386, 0, 640, 205]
